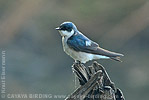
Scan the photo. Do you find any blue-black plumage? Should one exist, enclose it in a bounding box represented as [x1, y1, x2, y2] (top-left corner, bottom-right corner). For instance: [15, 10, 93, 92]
[56, 22, 124, 63]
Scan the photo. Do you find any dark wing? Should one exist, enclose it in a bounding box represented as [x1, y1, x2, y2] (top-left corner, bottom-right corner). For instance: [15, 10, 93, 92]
[67, 33, 123, 61]
[67, 33, 98, 52]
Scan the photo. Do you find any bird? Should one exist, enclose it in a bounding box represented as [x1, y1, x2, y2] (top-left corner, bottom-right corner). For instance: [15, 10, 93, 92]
[55, 22, 124, 63]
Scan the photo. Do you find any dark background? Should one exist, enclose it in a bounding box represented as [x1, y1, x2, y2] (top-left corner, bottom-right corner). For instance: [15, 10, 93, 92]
[0, 0, 149, 100]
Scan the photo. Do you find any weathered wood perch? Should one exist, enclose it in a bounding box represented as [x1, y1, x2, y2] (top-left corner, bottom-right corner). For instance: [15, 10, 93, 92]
[65, 61, 125, 100]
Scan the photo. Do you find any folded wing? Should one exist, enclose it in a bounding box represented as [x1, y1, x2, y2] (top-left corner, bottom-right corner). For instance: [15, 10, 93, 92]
[67, 32, 123, 61]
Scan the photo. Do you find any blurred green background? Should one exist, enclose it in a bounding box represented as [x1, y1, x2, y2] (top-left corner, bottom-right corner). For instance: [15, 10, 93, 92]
[0, 0, 149, 100]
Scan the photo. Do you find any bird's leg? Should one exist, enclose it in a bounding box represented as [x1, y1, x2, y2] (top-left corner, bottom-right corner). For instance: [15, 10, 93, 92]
[74, 60, 82, 65]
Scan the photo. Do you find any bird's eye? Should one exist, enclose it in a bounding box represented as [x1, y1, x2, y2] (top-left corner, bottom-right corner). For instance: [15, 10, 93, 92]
[60, 26, 63, 30]
[60, 26, 66, 30]
[60, 24, 72, 32]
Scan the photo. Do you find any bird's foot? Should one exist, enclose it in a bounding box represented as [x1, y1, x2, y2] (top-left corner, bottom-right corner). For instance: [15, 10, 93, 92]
[74, 60, 82, 65]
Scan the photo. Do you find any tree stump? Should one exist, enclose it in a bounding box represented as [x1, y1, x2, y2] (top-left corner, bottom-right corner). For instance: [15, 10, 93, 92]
[65, 61, 125, 100]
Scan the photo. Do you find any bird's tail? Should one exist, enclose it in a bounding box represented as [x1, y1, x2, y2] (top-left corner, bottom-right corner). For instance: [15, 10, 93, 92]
[110, 56, 123, 62]
[93, 47, 124, 62]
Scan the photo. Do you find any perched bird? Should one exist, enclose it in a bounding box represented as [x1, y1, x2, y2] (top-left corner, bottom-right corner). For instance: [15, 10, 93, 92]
[56, 22, 124, 63]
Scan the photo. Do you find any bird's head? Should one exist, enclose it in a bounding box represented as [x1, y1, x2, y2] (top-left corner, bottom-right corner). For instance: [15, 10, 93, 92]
[56, 22, 77, 37]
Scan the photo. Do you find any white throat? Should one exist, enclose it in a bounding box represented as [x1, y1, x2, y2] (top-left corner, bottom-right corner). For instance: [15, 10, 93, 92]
[59, 29, 74, 38]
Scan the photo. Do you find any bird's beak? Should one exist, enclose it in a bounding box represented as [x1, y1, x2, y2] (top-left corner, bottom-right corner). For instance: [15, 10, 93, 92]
[55, 27, 61, 30]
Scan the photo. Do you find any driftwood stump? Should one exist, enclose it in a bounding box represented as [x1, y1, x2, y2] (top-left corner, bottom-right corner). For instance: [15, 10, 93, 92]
[65, 61, 125, 100]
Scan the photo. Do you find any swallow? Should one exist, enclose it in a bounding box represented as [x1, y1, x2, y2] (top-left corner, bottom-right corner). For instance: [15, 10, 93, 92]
[56, 22, 124, 63]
